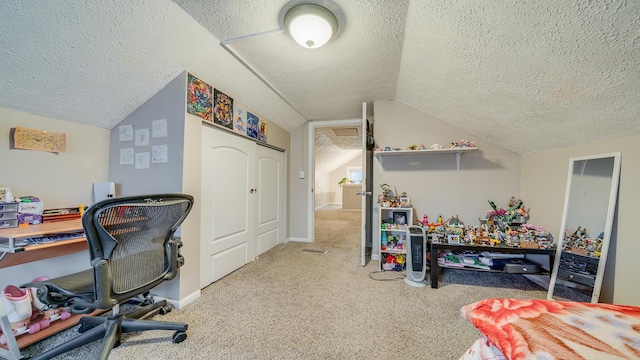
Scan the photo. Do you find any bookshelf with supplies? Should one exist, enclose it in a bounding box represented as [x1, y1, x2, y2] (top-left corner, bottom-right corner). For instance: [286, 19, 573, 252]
[379, 206, 413, 272]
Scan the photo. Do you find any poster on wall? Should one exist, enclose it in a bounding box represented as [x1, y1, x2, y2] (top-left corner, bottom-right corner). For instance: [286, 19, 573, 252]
[12, 126, 66, 153]
[213, 89, 233, 129]
[233, 106, 247, 134]
[258, 117, 268, 142]
[246, 112, 258, 139]
[186, 73, 213, 123]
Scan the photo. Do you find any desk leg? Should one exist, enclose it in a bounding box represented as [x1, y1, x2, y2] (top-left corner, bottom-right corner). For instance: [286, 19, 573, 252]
[430, 247, 439, 289]
[0, 299, 22, 360]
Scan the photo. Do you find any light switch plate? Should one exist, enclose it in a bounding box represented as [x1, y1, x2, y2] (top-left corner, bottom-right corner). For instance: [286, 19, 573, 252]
[299, 171, 305, 179]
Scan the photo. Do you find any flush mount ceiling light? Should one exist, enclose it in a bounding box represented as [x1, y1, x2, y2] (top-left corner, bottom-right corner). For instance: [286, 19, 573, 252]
[284, 3, 338, 49]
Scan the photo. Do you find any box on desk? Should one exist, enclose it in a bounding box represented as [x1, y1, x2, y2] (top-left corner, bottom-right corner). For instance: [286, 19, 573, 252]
[16, 197, 44, 224]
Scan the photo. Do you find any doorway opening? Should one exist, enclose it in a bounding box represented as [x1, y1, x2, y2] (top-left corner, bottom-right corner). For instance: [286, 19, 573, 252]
[307, 116, 373, 266]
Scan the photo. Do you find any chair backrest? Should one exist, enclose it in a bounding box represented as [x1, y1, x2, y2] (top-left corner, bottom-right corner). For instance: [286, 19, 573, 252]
[82, 194, 193, 307]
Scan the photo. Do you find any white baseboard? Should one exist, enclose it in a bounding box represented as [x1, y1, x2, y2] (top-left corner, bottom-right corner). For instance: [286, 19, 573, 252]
[314, 202, 340, 210]
[288, 237, 311, 243]
[153, 289, 201, 310]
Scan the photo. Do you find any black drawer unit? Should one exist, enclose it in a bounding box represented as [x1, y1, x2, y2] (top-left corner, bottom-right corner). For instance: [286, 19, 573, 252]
[557, 251, 599, 287]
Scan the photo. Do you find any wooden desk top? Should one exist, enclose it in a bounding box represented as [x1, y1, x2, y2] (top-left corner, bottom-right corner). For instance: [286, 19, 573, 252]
[0, 219, 86, 268]
[0, 218, 82, 240]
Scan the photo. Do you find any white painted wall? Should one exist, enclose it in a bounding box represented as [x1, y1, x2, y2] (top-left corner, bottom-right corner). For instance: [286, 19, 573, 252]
[372, 100, 521, 256]
[289, 125, 309, 241]
[314, 170, 331, 208]
[331, 156, 363, 204]
[521, 134, 640, 305]
[0, 107, 110, 289]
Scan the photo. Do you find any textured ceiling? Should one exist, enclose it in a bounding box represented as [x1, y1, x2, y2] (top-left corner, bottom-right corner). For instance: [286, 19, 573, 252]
[1, 0, 639, 155]
[314, 126, 361, 173]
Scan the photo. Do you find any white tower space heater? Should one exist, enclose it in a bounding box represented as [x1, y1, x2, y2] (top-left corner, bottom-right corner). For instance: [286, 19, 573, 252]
[404, 225, 427, 287]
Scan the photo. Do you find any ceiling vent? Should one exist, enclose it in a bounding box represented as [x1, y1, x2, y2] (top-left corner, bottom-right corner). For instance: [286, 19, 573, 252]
[332, 127, 359, 136]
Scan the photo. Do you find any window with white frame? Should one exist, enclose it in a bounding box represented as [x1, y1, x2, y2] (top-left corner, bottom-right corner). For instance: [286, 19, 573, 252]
[347, 167, 362, 184]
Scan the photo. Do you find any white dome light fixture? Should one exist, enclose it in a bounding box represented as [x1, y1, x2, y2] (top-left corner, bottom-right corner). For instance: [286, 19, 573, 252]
[284, 3, 338, 49]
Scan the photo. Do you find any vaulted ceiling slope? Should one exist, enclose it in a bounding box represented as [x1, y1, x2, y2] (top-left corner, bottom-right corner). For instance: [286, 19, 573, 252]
[1, 1, 639, 155]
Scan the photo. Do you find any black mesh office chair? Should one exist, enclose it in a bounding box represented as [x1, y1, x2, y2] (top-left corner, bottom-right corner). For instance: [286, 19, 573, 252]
[22, 194, 194, 360]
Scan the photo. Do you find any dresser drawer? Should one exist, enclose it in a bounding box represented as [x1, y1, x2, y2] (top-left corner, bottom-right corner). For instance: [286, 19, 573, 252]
[0, 202, 19, 212]
[0, 219, 19, 229]
[0, 211, 18, 220]
[557, 268, 596, 287]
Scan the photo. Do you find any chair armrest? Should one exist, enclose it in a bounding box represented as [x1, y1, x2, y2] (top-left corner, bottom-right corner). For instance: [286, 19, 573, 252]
[165, 236, 183, 280]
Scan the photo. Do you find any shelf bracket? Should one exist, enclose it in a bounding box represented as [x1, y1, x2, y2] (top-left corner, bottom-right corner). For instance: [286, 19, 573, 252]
[455, 152, 461, 171]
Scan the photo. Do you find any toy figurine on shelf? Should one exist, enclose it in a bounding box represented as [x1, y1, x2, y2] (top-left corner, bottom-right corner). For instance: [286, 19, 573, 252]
[486, 197, 530, 231]
[449, 140, 477, 149]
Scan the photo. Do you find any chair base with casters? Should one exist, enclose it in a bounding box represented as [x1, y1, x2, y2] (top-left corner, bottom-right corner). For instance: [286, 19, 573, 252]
[20, 194, 195, 360]
[29, 301, 187, 360]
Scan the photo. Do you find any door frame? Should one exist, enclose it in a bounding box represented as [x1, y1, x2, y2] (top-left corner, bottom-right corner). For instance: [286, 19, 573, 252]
[307, 119, 362, 242]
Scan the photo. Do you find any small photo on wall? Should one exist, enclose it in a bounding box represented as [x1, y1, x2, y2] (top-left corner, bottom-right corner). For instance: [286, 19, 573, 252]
[258, 117, 268, 142]
[213, 89, 233, 129]
[187, 73, 212, 122]
[233, 106, 247, 135]
[246, 111, 258, 139]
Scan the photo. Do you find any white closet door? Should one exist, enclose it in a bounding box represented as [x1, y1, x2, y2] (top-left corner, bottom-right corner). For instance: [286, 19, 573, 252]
[201, 126, 256, 287]
[256, 145, 284, 255]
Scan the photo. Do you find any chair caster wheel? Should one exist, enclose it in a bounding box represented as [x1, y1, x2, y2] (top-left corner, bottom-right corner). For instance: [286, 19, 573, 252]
[159, 304, 172, 315]
[78, 323, 92, 333]
[173, 331, 187, 343]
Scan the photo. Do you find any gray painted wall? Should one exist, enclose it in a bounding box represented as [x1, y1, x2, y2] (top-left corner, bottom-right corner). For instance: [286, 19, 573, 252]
[109, 72, 187, 196]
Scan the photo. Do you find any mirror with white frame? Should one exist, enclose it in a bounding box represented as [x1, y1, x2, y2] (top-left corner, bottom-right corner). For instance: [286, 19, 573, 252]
[547, 152, 621, 303]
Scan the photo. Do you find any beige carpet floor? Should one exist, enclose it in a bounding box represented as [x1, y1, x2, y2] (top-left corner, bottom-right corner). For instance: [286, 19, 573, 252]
[19, 205, 564, 359]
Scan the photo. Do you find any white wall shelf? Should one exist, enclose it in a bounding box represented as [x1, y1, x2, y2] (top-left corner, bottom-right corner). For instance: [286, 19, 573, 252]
[374, 147, 478, 171]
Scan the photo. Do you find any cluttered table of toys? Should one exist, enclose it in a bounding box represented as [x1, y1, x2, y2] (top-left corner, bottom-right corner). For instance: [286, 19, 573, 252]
[377, 184, 607, 289]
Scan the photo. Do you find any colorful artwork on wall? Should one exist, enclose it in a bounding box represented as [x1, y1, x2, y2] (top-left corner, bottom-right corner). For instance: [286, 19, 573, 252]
[187, 73, 213, 122]
[258, 117, 268, 142]
[213, 89, 233, 129]
[246, 112, 258, 139]
[13, 126, 66, 153]
[233, 106, 247, 135]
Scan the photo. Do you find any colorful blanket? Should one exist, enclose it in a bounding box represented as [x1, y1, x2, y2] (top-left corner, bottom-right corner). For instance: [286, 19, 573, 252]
[461, 298, 640, 360]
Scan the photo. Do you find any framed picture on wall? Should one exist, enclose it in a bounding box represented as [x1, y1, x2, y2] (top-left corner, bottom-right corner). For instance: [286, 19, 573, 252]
[393, 211, 408, 225]
[213, 88, 233, 130]
[186, 73, 212, 123]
